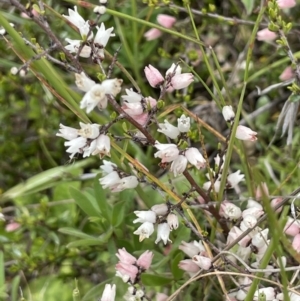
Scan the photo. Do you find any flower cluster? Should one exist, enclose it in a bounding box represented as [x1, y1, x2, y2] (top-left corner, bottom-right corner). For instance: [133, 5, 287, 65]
[57, 122, 110, 159]
[133, 204, 179, 245]
[63, 6, 114, 59]
[99, 160, 139, 192]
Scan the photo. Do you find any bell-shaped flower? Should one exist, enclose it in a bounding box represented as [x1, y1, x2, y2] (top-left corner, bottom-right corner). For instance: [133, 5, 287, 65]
[177, 114, 190, 132]
[235, 125, 257, 141]
[167, 213, 179, 230]
[111, 176, 138, 192]
[279, 66, 294, 81]
[155, 222, 171, 245]
[75, 72, 96, 92]
[100, 160, 117, 174]
[100, 284, 116, 301]
[137, 250, 153, 270]
[133, 221, 155, 242]
[251, 228, 269, 249]
[115, 262, 138, 283]
[64, 136, 87, 159]
[192, 254, 212, 270]
[227, 226, 251, 247]
[158, 120, 180, 139]
[203, 179, 221, 192]
[178, 259, 200, 274]
[242, 207, 264, 219]
[121, 89, 142, 103]
[179, 241, 202, 258]
[92, 134, 111, 158]
[56, 124, 78, 140]
[166, 63, 182, 77]
[227, 170, 244, 188]
[154, 141, 179, 163]
[99, 171, 121, 189]
[116, 248, 136, 265]
[122, 102, 144, 116]
[80, 84, 107, 113]
[144, 65, 164, 88]
[94, 23, 115, 47]
[185, 147, 206, 169]
[65, 38, 92, 57]
[222, 105, 235, 122]
[102, 78, 123, 96]
[133, 210, 156, 224]
[77, 122, 100, 139]
[170, 155, 188, 177]
[247, 198, 263, 210]
[220, 202, 242, 220]
[257, 28, 277, 41]
[157, 14, 176, 28]
[277, 0, 296, 8]
[169, 73, 194, 90]
[284, 217, 300, 236]
[253, 287, 275, 301]
[151, 204, 169, 216]
[144, 28, 162, 41]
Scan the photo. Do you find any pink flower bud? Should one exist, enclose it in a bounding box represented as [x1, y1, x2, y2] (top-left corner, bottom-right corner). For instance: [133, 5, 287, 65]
[116, 248, 136, 265]
[169, 73, 194, 90]
[277, 0, 296, 8]
[137, 250, 153, 270]
[179, 241, 204, 257]
[255, 182, 269, 200]
[115, 262, 139, 282]
[227, 226, 251, 247]
[284, 217, 300, 236]
[157, 14, 176, 28]
[257, 28, 277, 41]
[178, 259, 200, 273]
[144, 28, 162, 41]
[235, 125, 257, 141]
[144, 65, 164, 88]
[154, 141, 179, 163]
[192, 254, 212, 270]
[5, 222, 21, 232]
[279, 66, 294, 81]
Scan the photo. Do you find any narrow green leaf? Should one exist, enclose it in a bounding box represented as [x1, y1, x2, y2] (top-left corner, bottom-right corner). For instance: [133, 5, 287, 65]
[171, 252, 184, 280]
[94, 176, 111, 221]
[0, 252, 4, 287]
[112, 201, 126, 227]
[59, 227, 95, 239]
[67, 238, 106, 248]
[141, 274, 173, 286]
[241, 0, 255, 15]
[11, 275, 21, 301]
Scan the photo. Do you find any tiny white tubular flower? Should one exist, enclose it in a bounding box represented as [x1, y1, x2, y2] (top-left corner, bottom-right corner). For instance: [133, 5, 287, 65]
[151, 204, 169, 216]
[251, 228, 269, 249]
[94, 22, 115, 47]
[220, 202, 242, 220]
[214, 154, 225, 170]
[64, 136, 87, 159]
[154, 141, 179, 163]
[100, 160, 117, 174]
[77, 122, 100, 139]
[203, 180, 221, 192]
[102, 79, 123, 96]
[247, 198, 263, 210]
[170, 155, 188, 177]
[65, 38, 92, 57]
[75, 72, 96, 92]
[121, 89, 142, 103]
[100, 284, 116, 301]
[122, 102, 143, 116]
[80, 84, 107, 113]
[158, 120, 180, 139]
[222, 105, 235, 122]
[155, 223, 172, 245]
[82, 140, 97, 158]
[167, 213, 179, 230]
[254, 287, 275, 301]
[133, 210, 156, 224]
[92, 134, 111, 158]
[134, 221, 155, 242]
[227, 170, 244, 188]
[56, 124, 78, 140]
[185, 147, 206, 169]
[99, 171, 120, 189]
[179, 241, 201, 258]
[111, 176, 139, 192]
[166, 63, 182, 76]
[242, 207, 264, 219]
[177, 114, 190, 133]
[192, 255, 212, 270]
[236, 125, 257, 141]
[240, 215, 261, 238]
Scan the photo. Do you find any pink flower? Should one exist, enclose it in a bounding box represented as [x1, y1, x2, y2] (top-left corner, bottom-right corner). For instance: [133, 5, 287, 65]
[220, 202, 242, 220]
[271, 197, 283, 213]
[279, 66, 294, 81]
[115, 262, 139, 282]
[185, 147, 206, 169]
[227, 226, 251, 247]
[192, 254, 212, 270]
[257, 28, 277, 41]
[235, 125, 257, 141]
[157, 14, 176, 28]
[5, 222, 21, 232]
[154, 141, 179, 163]
[116, 248, 136, 265]
[284, 217, 300, 236]
[169, 73, 194, 90]
[144, 28, 162, 41]
[156, 293, 169, 301]
[178, 259, 200, 273]
[277, 0, 296, 8]
[144, 65, 164, 88]
[255, 182, 269, 200]
[137, 250, 153, 270]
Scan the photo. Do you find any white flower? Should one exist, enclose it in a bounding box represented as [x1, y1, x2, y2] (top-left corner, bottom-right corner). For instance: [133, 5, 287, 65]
[247, 198, 263, 210]
[94, 23, 115, 47]
[100, 160, 117, 174]
[242, 207, 264, 219]
[121, 89, 142, 103]
[192, 255, 212, 270]
[166, 63, 182, 76]
[177, 114, 190, 132]
[252, 228, 269, 248]
[185, 147, 206, 169]
[170, 155, 187, 177]
[134, 222, 155, 242]
[133, 210, 156, 224]
[80, 84, 107, 113]
[75, 72, 96, 92]
[65, 38, 92, 57]
[214, 154, 225, 170]
[158, 120, 180, 139]
[102, 79, 123, 96]
[122, 102, 144, 116]
[222, 105, 235, 122]
[155, 223, 171, 245]
[99, 171, 121, 189]
[100, 284, 116, 301]
[236, 125, 257, 141]
[203, 180, 221, 192]
[111, 176, 139, 192]
[64, 136, 87, 159]
[221, 202, 242, 220]
[154, 141, 179, 163]
[92, 134, 111, 158]
[77, 123, 100, 139]
[227, 170, 244, 188]
[167, 213, 179, 230]
[254, 287, 275, 301]
[56, 124, 78, 140]
[151, 204, 169, 216]
[94, 6, 106, 15]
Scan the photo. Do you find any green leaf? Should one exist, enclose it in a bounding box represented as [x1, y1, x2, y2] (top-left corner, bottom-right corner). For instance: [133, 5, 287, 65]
[171, 252, 184, 280]
[241, 0, 254, 15]
[69, 187, 101, 217]
[141, 274, 173, 286]
[59, 227, 95, 239]
[112, 200, 126, 227]
[11, 276, 21, 301]
[0, 252, 4, 287]
[94, 176, 111, 221]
